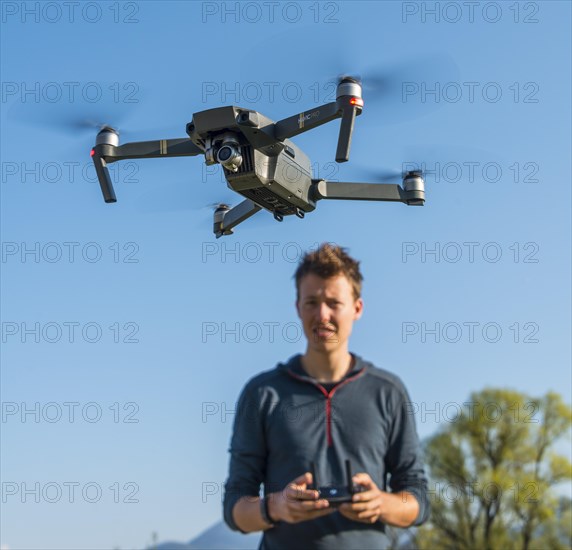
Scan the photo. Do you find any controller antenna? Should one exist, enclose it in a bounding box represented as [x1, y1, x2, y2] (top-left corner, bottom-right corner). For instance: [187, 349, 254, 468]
[310, 461, 320, 491]
[345, 459, 353, 495]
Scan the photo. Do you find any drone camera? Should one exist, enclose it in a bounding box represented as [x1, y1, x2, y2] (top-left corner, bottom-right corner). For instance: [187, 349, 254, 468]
[217, 144, 242, 172]
[214, 133, 243, 173]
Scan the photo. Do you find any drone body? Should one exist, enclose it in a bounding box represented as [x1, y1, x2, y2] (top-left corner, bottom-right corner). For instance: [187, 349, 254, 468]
[91, 78, 425, 237]
[190, 105, 316, 221]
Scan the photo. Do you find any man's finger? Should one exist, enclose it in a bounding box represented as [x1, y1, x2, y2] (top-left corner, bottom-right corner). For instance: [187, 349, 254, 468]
[339, 505, 378, 524]
[353, 473, 375, 487]
[291, 472, 312, 486]
[357, 508, 379, 520]
[296, 498, 330, 510]
[352, 488, 377, 502]
[347, 500, 373, 512]
[285, 485, 319, 501]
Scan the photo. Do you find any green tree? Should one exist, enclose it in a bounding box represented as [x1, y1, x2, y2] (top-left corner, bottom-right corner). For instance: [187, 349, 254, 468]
[414, 389, 572, 550]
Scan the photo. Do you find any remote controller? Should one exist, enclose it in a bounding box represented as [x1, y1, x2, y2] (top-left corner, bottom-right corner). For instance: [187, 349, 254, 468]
[310, 459, 365, 506]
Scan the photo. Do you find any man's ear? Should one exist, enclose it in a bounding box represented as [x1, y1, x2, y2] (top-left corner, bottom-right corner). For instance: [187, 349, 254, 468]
[354, 298, 364, 320]
[295, 299, 301, 318]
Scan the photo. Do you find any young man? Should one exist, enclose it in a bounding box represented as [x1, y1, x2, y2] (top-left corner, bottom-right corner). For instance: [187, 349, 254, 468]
[223, 244, 429, 549]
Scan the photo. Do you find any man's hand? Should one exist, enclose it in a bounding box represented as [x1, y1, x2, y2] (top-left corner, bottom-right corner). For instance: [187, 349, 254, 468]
[338, 472, 383, 524]
[338, 473, 420, 527]
[268, 472, 336, 524]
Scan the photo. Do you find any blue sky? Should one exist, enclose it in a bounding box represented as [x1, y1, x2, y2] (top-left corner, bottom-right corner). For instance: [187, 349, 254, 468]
[1, 1, 571, 548]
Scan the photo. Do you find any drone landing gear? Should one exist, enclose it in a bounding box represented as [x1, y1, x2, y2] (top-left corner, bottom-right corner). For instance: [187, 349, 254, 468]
[213, 203, 308, 237]
[273, 207, 305, 221]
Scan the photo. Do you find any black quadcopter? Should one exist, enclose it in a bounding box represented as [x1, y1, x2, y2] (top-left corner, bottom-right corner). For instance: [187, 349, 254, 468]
[91, 77, 425, 238]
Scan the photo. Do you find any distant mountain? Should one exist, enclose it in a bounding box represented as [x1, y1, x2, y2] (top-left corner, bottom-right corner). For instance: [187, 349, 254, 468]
[151, 521, 418, 549]
[154, 520, 261, 550]
[154, 543, 194, 550]
[187, 521, 261, 549]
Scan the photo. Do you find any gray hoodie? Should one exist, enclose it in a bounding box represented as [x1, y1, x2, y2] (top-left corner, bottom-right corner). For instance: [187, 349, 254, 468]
[223, 353, 430, 550]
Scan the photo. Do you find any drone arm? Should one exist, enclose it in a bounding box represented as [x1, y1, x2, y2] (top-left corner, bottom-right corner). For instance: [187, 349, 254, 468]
[214, 200, 262, 238]
[92, 153, 116, 203]
[95, 138, 203, 163]
[273, 102, 340, 141]
[311, 179, 424, 205]
[273, 91, 363, 163]
[91, 138, 203, 203]
[335, 102, 358, 163]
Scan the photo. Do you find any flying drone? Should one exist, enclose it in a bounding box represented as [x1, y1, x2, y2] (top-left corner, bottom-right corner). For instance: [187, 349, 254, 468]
[90, 77, 425, 238]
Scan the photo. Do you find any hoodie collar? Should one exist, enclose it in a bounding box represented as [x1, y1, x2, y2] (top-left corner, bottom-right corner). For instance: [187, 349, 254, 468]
[278, 353, 367, 383]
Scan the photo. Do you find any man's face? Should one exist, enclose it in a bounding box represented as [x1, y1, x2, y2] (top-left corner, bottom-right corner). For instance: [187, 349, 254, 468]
[296, 273, 363, 353]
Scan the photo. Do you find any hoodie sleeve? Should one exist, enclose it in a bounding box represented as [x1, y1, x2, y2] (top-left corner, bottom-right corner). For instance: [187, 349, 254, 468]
[223, 380, 267, 532]
[384, 383, 431, 526]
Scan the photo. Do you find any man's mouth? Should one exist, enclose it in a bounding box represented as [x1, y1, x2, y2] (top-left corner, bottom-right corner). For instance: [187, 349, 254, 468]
[314, 326, 337, 340]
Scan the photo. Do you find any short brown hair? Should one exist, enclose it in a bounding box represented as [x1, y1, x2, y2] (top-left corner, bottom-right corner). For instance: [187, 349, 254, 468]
[294, 243, 363, 301]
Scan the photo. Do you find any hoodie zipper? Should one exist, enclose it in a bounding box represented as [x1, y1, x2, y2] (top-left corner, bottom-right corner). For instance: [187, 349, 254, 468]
[287, 368, 366, 446]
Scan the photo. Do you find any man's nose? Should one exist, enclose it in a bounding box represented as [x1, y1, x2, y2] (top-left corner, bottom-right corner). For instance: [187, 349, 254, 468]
[317, 302, 331, 322]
